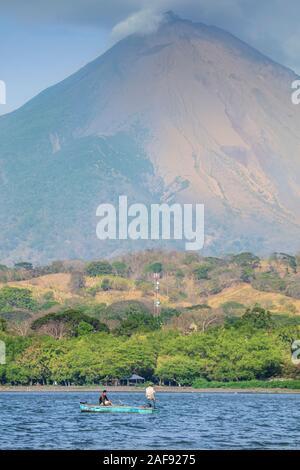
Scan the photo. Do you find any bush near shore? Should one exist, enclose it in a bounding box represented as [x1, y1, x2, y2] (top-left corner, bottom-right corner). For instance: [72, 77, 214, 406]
[1, 305, 300, 386]
[1, 251, 300, 386]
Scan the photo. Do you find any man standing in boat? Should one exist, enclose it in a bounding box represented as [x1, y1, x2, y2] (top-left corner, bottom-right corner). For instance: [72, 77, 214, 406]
[145, 383, 156, 408]
[99, 390, 112, 406]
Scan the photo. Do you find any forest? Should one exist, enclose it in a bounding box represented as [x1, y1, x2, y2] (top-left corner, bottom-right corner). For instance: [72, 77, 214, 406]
[1, 251, 300, 386]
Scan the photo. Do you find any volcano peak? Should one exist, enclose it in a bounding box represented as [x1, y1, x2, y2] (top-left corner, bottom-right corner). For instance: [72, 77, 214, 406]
[0, 14, 299, 262]
[163, 10, 181, 23]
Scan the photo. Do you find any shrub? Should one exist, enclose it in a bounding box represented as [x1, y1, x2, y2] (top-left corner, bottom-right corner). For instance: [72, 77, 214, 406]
[69, 271, 85, 292]
[76, 321, 94, 336]
[0, 287, 36, 312]
[14, 262, 33, 271]
[0, 318, 7, 332]
[252, 272, 286, 292]
[231, 252, 260, 268]
[144, 262, 163, 274]
[270, 253, 297, 272]
[285, 277, 300, 299]
[31, 309, 109, 337]
[101, 278, 112, 291]
[221, 301, 245, 316]
[86, 261, 113, 277]
[155, 355, 204, 385]
[104, 301, 151, 321]
[193, 265, 211, 280]
[112, 261, 128, 277]
[235, 306, 274, 330]
[159, 308, 181, 322]
[111, 277, 130, 291]
[135, 280, 152, 295]
[115, 311, 162, 336]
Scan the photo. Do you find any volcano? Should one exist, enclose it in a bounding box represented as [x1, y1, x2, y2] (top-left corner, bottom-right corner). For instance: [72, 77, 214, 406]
[1, 11, 300, 263]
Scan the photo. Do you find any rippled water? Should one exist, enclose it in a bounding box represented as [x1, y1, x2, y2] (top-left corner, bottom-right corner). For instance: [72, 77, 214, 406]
[0, 392, 300, 449]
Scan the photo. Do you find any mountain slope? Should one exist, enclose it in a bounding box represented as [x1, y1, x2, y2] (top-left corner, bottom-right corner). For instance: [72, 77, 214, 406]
[1, 12, 300, 263]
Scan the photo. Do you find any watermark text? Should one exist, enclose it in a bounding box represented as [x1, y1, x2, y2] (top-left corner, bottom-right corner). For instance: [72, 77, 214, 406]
[0, 80, 6, 105]
[96, 196, 204, 251]
[291, 80, 300, 105]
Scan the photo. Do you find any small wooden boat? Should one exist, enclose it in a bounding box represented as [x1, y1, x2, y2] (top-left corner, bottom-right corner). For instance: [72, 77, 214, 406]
[80, 402, 157, 414]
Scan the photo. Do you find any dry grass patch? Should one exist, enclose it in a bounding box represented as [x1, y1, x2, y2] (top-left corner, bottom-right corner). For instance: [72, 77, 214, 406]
[207, 283, 300, 314]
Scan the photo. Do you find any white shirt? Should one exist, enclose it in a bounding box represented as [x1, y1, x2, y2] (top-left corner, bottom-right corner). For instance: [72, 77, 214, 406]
[146, 386, 155, 400]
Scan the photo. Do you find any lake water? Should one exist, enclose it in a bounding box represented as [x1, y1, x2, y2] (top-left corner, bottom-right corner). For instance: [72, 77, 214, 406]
[0, 391, 300, 449]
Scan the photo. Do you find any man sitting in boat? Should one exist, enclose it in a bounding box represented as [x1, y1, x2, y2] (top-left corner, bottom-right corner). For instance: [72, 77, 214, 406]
[145, 383, 156, 408]
[99, 390, 112, 406]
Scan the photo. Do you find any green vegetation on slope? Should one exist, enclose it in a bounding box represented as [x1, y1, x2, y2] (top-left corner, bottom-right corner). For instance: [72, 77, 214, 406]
[0, 251, 300, 387]
[0, 306, 300, 386]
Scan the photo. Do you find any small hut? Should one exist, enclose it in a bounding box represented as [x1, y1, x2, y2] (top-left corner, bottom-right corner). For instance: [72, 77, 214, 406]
[120, 374, 145, 386]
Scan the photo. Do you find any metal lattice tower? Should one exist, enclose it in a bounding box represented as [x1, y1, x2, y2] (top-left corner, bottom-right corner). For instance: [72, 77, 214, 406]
[153, 272, 160, 316]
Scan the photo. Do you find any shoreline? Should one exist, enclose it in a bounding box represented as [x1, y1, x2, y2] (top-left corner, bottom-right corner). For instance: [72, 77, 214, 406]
[1, 385, 300, 394]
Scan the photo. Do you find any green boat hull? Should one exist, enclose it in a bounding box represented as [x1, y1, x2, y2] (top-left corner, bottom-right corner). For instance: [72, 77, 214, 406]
[80, 403, 156, 414]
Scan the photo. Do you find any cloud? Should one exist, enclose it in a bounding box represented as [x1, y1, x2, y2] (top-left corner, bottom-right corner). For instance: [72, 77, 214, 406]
[2, 0, 300, 73]
[110, 9, 165, 44]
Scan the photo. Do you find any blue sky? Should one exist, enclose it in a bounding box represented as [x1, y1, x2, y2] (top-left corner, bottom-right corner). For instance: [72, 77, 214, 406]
[1, 0, 300, 115]
[0, 17, 109, 114]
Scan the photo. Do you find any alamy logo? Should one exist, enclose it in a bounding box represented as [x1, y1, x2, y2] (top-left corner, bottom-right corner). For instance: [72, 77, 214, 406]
[96, 196, 204, 251]
[0, 340, 6, 365]
[0, 80, 6, 105]
[291, 80, 300, 105]
[291, 340, 300, 365]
